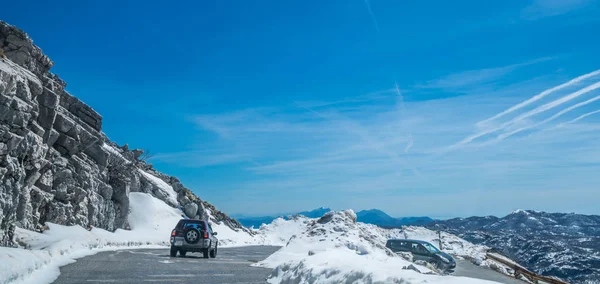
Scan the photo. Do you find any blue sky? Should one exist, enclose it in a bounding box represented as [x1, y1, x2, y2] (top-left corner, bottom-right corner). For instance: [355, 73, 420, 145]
[3, 0, 600, 218]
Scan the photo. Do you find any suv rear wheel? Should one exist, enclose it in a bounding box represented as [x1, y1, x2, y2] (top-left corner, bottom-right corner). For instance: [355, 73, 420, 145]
[210, 246, 217, 258]
[203, 248, 209, 258]
[170, 246, 177, 257]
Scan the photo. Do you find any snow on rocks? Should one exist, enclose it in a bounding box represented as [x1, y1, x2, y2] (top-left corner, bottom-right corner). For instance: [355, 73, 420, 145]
[255, 210, 497, 284]
[101, 143, 128, 162]
[137, 169, 178, 206]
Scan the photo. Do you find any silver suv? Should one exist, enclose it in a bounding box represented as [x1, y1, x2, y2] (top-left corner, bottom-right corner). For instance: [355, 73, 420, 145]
[170, 219, 218, 258]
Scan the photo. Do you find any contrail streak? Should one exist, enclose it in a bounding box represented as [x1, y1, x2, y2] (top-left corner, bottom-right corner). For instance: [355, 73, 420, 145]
[404, 134, 414, 153]
[394, 81, 413, 153]
[499, 90, 600, 140]
[477, 69, 600, 127]
[364, 0, 379, 32]
[508, 81, 600, 126]
[454, 81, 600, 146]
[558, 109, 600, 127]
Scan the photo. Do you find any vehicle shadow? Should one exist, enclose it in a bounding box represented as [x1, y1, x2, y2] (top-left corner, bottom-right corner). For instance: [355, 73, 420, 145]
[157, 254, 205, 259]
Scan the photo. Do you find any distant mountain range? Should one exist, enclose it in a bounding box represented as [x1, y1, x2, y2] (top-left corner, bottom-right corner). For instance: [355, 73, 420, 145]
[427, 209, 600, 283]
[356, 209, 434, 227]
[235, 208, 434, 228]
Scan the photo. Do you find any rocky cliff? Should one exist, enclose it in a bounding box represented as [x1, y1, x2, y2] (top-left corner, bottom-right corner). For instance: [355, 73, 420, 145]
[0, 20, 248, 247]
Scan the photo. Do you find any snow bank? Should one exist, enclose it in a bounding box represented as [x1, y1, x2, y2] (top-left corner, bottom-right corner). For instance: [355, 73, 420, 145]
[252, 216, 312, 246]
[256, 210, 497, 284]
[1, 192, 183, 284]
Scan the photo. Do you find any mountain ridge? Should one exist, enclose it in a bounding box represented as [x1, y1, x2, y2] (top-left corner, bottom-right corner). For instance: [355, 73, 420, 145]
[428, 209, 600, 283]
[236, 207, 435, 228]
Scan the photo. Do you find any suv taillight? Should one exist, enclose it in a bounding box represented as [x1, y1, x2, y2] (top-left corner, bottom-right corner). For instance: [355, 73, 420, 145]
[171, 230, 176, 236]
[203, 231, 209, 239]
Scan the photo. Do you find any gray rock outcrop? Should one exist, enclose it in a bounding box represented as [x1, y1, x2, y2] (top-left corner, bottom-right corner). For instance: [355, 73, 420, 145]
[0, 20, 249, 246]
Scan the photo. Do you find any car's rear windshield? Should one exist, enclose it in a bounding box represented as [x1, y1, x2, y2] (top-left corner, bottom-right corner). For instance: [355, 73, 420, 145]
[176, 220, 206, 230]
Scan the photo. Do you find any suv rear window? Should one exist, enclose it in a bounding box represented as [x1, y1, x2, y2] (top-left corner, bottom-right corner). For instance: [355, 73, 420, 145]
[175, 220, 206, 231]
[387, 240, 410, 251]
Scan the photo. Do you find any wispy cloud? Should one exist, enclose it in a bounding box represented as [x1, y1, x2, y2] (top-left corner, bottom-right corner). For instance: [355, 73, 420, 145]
[162, 61, 600, 217]
[417, 57, 554, 92]
[521, 0, 592, 20]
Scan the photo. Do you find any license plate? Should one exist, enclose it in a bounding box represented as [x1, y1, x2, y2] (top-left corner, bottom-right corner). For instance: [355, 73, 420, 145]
[175, 240, 183, 246]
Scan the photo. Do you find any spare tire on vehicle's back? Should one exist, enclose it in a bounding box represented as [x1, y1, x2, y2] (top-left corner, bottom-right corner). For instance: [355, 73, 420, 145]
[184, 228, 201, 244]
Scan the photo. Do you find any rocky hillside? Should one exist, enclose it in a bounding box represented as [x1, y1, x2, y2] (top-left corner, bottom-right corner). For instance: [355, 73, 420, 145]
[0, 20, 248, 247]
[428, 210, 600, 283]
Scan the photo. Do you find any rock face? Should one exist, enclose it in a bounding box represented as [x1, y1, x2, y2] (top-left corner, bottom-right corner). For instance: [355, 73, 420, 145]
[0, 21, 249, 247]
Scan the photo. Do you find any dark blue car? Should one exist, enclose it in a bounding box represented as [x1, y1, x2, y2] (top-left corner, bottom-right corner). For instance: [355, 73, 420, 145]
[386, 239, 456, 271]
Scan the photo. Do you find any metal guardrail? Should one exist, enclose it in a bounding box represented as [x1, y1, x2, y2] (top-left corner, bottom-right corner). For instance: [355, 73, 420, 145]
[485, 252, 569, 284]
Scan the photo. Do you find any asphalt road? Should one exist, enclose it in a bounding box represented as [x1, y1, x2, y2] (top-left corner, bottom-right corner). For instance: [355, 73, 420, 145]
[53, 246, 280, 284]
[453, 259, 525, 284]
[53, 246, 524, 284]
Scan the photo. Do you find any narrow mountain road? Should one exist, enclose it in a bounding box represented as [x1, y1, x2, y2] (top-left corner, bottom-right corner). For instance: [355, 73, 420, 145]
[53, 246, 523, 284]
[53, 246, 280, 284]
[453, 259, 525, 284]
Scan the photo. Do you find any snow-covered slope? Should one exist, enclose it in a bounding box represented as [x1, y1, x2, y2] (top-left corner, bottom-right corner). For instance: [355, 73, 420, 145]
[255, 210, 501, 284]
[251, 216, 312, 246]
